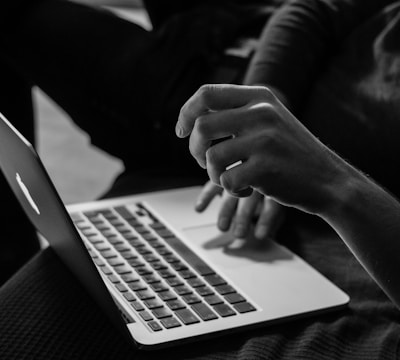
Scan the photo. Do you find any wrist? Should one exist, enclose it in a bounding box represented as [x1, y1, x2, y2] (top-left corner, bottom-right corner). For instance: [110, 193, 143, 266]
[317, 157, 373, 225]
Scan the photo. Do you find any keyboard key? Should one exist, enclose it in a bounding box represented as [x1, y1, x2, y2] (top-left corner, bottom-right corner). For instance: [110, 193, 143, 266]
[182, 294, 201, 305]
[192, 303, 218, 321]
[94, 243, 111, 251]
[139, 310, 153, 321]
[134, 226, 150, 235]
[170, 262, 188, 271]
[150, 282, 168, 293]
[100, 266, 113, 275]
[123, 292, 136, 301]
[93, 258, 106, 266]
[174, 285, 192, 296]
[107, 274, 120, 284]
[156, 247, 172, 256]
[158, 269, 175, 279]
[107, 237, 124, 245]
[135, 267, 153, 276]
[114, 244, 131, 252]
[204, 295, 223, 306]
[152, 307, 172, 319]
[175, 309, 200, 325]
[142, 274, 161, 284]
[88, 249, 97, 258]
[154, 228, 174, 238]
[224, 293, 246, 304]
[213, 304, 236, 317]
[108, 258, 125, 267]
[160, 317, 181, 329]
[121, 251, 138, 260]
[196, 286, 214, 297]
[114, 265, 132, 274]
[114, 206, 135, 220]
[136, 289, 155, 300]
[130, 301, 144, 312]
[81, 229, 98, 237]
[93, 223, 110, 231]
[143, 298, 164, 309]
[128, 259, 145, 267]
[108, 219, 124, 227]
[137, 247, 152, 255]
[148, 320, 163, 331]
[215, 284, 236, 295]
[100, 229, 117, 238]
[166, 299, 186, 311]
[127, 219, 142, 227]
[128, 282, 147, 292]
[142, 233, 158, 241]
[149, 240, 167, 249]
[115, 225, 131, 233]
[70, 212, 84, 222]
[204, 274, 227, 287]
[165, 277, 184, 287]
[115, 283, 128, 292]
[179, 270, 196, 279]
[122, 233, 139, 240]
[142, 254, 159, 262]
[149, 222, 166, 230]
[87, 236, 104, 244]
[164, 255, 179, 263]
[151, 262, 167, 271]
[158, 291, 177, 302]
[129, 239, 146, 248]
[100, 250, 117, 259]
[233, 302, 256, 314]
[187, 278, 205, 288]
[121, 273, 140, 283]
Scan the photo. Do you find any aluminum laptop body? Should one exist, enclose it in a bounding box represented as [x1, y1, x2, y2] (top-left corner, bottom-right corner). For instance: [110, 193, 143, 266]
[0, 113, 349, 350]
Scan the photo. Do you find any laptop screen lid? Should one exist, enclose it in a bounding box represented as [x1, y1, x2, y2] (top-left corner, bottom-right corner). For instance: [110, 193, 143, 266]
[0, 113, 131, 342]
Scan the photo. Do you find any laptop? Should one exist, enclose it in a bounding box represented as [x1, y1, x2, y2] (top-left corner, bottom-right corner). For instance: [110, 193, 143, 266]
[0, 113, 349, 350]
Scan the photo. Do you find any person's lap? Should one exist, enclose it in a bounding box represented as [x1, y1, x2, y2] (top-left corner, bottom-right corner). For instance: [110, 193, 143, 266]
[0, 209, 399, 360]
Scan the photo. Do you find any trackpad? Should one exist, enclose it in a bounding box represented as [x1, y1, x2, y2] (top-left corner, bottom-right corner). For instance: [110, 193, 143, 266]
[182, 225, 293, 271]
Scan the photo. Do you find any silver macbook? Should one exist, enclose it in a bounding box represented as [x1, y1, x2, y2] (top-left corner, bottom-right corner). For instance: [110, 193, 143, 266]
[0, 113, 349, 350]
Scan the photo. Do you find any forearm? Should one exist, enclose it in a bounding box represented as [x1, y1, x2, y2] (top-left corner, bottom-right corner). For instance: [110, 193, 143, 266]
[320, 160, 400, 309]
[244, 0, 395, 112]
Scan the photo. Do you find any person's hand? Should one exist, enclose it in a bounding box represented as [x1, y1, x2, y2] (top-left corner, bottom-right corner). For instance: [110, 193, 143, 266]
[196, 181, 285, 239]
[176, 84, 347, 215]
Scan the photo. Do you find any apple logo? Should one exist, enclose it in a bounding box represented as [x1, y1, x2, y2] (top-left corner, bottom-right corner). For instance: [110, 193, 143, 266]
[16, 172, 40, 215]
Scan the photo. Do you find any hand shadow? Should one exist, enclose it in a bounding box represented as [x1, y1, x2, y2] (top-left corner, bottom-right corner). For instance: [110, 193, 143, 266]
[202, 227, 293, 263]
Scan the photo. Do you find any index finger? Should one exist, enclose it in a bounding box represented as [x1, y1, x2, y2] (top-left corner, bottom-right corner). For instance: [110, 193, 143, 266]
[176, 84, 266, 138]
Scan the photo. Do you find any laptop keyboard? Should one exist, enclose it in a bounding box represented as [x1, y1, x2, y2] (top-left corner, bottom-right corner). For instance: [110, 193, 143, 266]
[71, 204, 256, 332]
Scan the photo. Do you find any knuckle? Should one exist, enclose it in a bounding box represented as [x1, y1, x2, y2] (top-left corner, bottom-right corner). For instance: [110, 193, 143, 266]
[259, 86, 276, 101]
[198, 84, 216, 105]
[220, 172, 238, 194]
[250, 102, 276, 121]
[193, 115, 209, 137]
[205, 146, 220, 167]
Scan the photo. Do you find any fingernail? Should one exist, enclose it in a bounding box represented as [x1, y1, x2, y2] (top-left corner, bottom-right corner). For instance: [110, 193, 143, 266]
[175, 124, 184, 138]
[218, 217, 229, 231]
[255, 225, 268, 240]
[195, 200, 203, 212]
[234, 224, 246, 238]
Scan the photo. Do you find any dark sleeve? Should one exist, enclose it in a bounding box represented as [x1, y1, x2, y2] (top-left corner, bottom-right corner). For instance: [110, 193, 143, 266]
[143, 0, 231, 29]
[244, 0, 397, 113]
